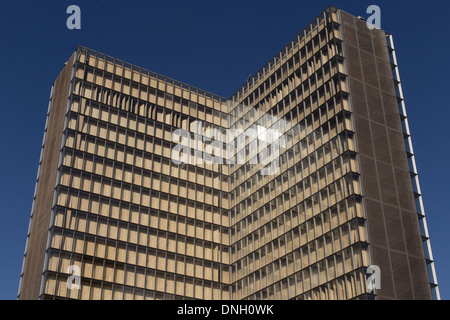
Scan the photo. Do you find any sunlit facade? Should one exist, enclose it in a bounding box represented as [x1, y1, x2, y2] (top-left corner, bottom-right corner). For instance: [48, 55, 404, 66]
[18, 6, 439, 300]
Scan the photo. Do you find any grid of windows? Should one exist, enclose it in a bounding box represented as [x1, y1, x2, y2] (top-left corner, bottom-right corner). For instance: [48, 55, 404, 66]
[41, 44, 232, 299]
[226, 9, 369, 300]
[35, 6, 373, 301]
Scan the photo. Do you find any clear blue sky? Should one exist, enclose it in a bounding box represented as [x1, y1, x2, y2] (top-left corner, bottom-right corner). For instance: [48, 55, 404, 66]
[0, 0, 448, 300]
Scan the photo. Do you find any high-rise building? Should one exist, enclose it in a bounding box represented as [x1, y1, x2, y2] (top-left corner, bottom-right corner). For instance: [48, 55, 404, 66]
[18, 6, 439, 300]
